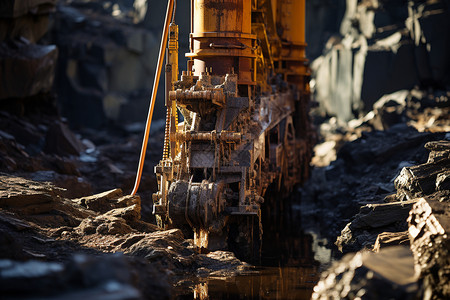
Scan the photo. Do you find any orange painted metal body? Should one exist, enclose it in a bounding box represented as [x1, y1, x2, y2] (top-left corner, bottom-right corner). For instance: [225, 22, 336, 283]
[134, 0, 313, 260]
[187, 0, 256, 84]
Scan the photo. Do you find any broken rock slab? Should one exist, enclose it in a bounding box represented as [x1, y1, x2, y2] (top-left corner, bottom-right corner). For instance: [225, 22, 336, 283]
[408, 193, 450, 299]
[0, 175, 63, 215]
[373, 231, 409, 252]
[395, 157, 450, 200]
[312, 246, 418, 300]
[425, 140, 450, 163]
[336, 199, 417, 253]
[72, 188, 141, 214]
[73, 188, 123, 213]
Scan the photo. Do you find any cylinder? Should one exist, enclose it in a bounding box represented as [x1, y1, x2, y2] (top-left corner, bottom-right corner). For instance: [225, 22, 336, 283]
[193, 0, 251, 34]
[276, 0, 308, 87]
[186, 0, 256, 84]
[278, 0, 305, 47]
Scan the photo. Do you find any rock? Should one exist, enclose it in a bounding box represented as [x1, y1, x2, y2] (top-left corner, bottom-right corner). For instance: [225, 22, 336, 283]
[371, 90, 408, 130]
[425, 140, 450, 163]
[116, 194, 140, 207]
[0, 175, 62, 214]
[76, 218, 97, 235]
[44, 121, 85, 157]
[361, 42, 419, 110]
[0, 259, 66, 295]
[76, 214, 134, 236]
[395, 158, 450, 200]
[0, 211, 32, 231]
[312, 0, 450, 122]
[0, 0, 57, 18]
[0, 228, 25, 259]
[73, 189, 124, 213]
[94, 215, 133, 235]
[196, 251, 250, 277]
[408, 194, 450, 299]
[52, 2, 163, 129]
[104, 204, 141, 222]
[373, 231, 409, 252]
[407, 0, 450, 87]
[125, 219, 159, 233]
[305, 0, 346, 60]
[436, 171, 450, 191]
[126, 229, 185, 256]
[336, 200, 417, 253]
[0, 192, 54, 209]
[125, 229, 191, 269]
[0, 41, 58, 100]
[0, 253, 171, 299]
[312, 246, 418, 300]
[73, 190, 141, 218]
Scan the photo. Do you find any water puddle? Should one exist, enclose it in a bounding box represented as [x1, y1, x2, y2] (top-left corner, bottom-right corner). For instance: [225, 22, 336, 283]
[175, 192, 323, 299]
[176, 266, 319, 299]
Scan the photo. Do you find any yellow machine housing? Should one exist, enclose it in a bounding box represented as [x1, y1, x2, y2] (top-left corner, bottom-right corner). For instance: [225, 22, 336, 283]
[138, 0, 314, 261]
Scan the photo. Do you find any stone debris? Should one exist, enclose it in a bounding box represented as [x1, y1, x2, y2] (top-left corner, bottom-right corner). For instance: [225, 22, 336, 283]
[405, 141, 450, 299]
[0, 174, 250, 292]
[312, 246, 418, 300]
[44, 121, 86, 157]
[336, 199, 417, 253]
[373, 231, 409, 252]
[312, 139, 450, 298]
[0, 253, 171, 300]
[301, 125, 446, 252]
[408, 195, 450, 299]
[395, 151, 450, 200]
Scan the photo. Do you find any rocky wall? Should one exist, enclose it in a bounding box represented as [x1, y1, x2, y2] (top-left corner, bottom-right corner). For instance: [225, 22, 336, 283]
[0, 0, 58, 100]
[312, 0, 450, 121]
[51, 0, 191, 129]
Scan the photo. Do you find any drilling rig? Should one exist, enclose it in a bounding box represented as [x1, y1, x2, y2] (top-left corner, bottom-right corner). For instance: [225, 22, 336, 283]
[133, 0, 313, 260]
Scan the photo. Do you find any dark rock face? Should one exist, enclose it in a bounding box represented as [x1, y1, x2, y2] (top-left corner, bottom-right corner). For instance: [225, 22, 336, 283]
[0, 42, 58, 99]
[51, 1, 163, 129]
[0, 0, 58, 100]
[312, 246, 418, 300]
[305, 0, 346, 60]
[312, 0, 450, 121]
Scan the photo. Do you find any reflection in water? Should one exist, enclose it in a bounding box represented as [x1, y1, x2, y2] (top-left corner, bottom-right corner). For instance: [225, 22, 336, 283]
[176, 191, 322, 299]
[193, 267, 318, 300]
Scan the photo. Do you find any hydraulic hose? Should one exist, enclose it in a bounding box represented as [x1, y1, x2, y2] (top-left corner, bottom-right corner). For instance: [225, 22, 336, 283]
[131, 0, 174, 196]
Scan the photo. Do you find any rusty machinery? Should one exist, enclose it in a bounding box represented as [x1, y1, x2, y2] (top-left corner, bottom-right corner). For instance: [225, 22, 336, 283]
[132, 0, 313, 260]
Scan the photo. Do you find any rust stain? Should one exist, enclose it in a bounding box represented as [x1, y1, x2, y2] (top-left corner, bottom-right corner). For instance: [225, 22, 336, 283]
[204, 0, 240, 11]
